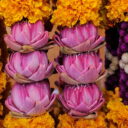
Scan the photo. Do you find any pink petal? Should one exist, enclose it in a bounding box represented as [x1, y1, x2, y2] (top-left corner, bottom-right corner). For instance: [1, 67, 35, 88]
[5, 96, 23, 114]
[4, 35, 22, 51]
[31, 32, 48, 49]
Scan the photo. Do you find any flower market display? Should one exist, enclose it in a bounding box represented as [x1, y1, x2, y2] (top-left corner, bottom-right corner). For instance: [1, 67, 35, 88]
[0, 0, 128, 128]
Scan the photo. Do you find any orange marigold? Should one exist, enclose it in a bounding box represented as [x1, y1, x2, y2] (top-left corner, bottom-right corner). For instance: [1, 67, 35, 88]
[4, 113, 55, 128]
[0, 0, 51, 26]
[57, 112, 107, 128]
[106, 0, 128, 23]
[51, 0, 103, 27]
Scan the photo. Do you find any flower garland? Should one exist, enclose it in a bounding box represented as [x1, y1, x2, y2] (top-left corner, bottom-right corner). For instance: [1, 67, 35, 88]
[0, 0, 51, 26]
[51, 0, 103, 27]
[3, 112, 55, 128]
[106, 0, 128, 24]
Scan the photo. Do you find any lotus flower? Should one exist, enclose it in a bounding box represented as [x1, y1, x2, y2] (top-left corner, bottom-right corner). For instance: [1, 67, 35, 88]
[59, 84, 104, 118]
[54, 23, 104, 52]
[4, 20, 49, 52]
[5, 81, 58, 116]
[56, 53, 102, 84]
[5, 51, 53, 83]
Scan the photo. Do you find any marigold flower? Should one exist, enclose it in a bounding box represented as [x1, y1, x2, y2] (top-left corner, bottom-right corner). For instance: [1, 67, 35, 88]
[0, 72, 6, 95]
[106, 0, 128, 23]
[51, 0, 103, 27]
[3, 112, 55, 128]
[0, 0, 51, 26]
[57, 112, 107, 128]
[106, 88, 128, 128]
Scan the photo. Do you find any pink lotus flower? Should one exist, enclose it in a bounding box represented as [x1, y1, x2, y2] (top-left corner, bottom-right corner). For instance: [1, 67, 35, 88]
[54, 23, 104, 52]
[59, 84, 104, 118]
[5, 51, 53, 83]
[4, 20, 49, 52]
[56, 53, 102, 84]
[5, 81, 58, 116]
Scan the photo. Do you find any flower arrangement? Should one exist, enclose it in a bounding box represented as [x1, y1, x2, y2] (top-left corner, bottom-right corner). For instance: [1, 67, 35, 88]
[0, 0, 51, 26]
[54, 21, 105, 118]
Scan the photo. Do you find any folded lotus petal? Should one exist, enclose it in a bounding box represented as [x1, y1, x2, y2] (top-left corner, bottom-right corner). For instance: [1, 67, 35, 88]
[5, 64, 16, 78]
[27, 89, 58, 116]
[5, 96, 23, 114]
[76, 69, 99, 83]
[28, 64, 48, 81]
[27, 100, 47, 116]
[4, 35, 22, 51]
[91, 36, 104, 49]
[45, 89, 59, 109]
[4, 20, 49, 51]
[5, 51, 52, 83]
[59, 95, 70, 110]
[54, 23, 104, 52]
[89, 98, 105, 113]
[45, 62, 54, 77]
[59, 85, 104, 117]
[31, 32, 48, 49]
[54, 34, 64, 46]
[11, 85, 35, 113]
[72, 39, 92, 52]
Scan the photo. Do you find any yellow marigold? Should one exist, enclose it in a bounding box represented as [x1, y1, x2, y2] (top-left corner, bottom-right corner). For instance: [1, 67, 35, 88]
[106, 88, 128, 128]
[0, 0, 51, 26]
[0, 72, 6, 95]
[51, 0, 103, 27]
[3, 113, 55, 128]
[106, 0, 128, 23]
[57, 112, 107, 128]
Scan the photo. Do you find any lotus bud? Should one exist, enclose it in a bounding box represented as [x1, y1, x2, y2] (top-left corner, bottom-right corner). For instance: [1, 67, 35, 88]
[54, 23, 104, 52]
[59, 84, 104, 118]
[56, 53, 102, 84]
[5, 51, 53, 83]
[4, 21, 49, 52]
[5, 81, 58, 116]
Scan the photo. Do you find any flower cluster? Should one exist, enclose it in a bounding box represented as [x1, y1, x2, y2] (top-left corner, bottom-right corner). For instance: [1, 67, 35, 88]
[57, 112, 107, 128]
[106, 0, 128, 23]
[3, 113, 55, 128]
[51, 0, 103, 27]
[0, 0, 51, 26]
